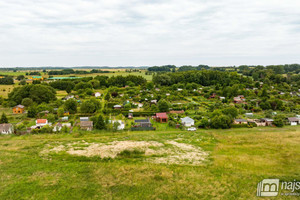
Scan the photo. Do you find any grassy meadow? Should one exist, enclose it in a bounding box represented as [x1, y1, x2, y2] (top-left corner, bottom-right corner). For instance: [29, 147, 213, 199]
[0, 126, 299, 199]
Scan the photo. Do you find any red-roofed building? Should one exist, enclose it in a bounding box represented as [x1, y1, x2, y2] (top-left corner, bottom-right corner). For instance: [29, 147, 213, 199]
[36, 119, 48, 126]
[155, 113, 168, 123]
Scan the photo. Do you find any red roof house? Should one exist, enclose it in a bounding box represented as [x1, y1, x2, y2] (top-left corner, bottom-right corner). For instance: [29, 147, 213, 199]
[155, 113, 168, 123]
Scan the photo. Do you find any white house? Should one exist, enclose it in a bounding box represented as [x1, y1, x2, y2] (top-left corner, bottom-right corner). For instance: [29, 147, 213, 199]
[0, 124, 14, 134]
[287, 117, 300, 126]
[95, 92, 101, 98]
[181, 117, 195, 127]
[80, 117, 89, 121]
[112, 120, 125, 130]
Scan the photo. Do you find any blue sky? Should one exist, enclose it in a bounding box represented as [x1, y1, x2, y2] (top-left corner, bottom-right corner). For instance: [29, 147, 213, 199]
[0, 0, 300, 67]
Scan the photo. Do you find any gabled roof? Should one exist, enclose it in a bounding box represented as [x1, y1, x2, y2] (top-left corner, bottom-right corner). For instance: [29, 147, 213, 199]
[156, 113, 168, 118]
[14, 105, 24, 108]
[288, 117, 299, 122]
[36, 119, 47, 124]
[0, 123, 13, 132]
[181, 117, 194, 123]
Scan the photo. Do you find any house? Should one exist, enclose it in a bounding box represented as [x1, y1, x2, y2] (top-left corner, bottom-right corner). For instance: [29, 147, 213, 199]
[233, 119, 248, 124]
[177, 88, 183, 91]
[150, 100, 157, 104]
[113, 105, 122, 109]
[245, 113, 253, 117]
[54, 123, 72, 132]
[36, 119, 48, 127]
[134, 119, 152, 127]
[219, 96, 225, 100]
[26, 79, 33, 84]
[166, 93, 170, 96]
[95, 92, 101, 98]
[80, 117, 89, 121]
[180, 117, 194, 127]
[80, 121, 93, 131]
[155, 113, 168, 123]
[13, 105, 25, 114]
[168, 110, 185, 114]
[53, 123, 63, 132]
[31, 76, 43, 81]
[63, 95, 74, 101]
[64, 111, 70, 116]
[128, 113, 133, 119]
[61, 116, 69, 121]
[0, 124, 14, 134]
[233, 96, 246, 104]
[112, 120, 125, 130]
[287, 117, 299, 126]
[260, 118, 274, 126]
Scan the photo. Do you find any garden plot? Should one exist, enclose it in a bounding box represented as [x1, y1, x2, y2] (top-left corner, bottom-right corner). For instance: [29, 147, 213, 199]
[41, 140, 208, 165]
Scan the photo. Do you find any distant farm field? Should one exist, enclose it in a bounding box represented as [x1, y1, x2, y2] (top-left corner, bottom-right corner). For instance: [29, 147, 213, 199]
[0, 85, 19, 98]
[0, 127, 299, 199]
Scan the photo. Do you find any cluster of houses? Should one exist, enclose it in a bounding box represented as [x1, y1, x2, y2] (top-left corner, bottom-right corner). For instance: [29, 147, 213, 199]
[234, 116, 300, 126]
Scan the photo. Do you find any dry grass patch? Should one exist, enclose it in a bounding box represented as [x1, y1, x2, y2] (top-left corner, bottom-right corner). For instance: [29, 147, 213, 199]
[40, 140, 209, 165]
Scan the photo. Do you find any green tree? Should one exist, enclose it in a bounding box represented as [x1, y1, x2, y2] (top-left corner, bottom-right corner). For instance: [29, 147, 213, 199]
[27, 106, 37, 118]
[95, 115, 106, 130]
[210, 114, 232, 129]
[57, 107, 64, 117]
[104, 93, 111, 101]
[47, 114, 56, 123]
[21, 98, 33, 107]
[64, 99, 77, 114]
[273, 115, 285, 127]
[0, 113, 8, 123]
[80, 101, 96, 113]
[222, 106, 238, 119]
[158, 99, 169, 112]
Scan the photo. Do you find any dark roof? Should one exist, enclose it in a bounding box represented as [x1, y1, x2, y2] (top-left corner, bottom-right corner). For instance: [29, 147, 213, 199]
[135, 119, 150, 123]
[235, 119, 247, 122]
[260, 118, 274, 122]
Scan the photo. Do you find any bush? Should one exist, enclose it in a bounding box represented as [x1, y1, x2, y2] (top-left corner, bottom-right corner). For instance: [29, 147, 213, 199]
[231, 124, 249, 128]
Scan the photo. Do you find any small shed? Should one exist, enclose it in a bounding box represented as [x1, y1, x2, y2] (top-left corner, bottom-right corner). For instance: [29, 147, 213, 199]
[155, 113, 168, 123]
[80, 117, 89, 121]
[80, 121, 93, 131]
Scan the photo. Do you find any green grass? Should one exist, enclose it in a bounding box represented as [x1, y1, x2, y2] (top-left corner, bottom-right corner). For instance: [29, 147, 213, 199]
[0, 127, 299, 199]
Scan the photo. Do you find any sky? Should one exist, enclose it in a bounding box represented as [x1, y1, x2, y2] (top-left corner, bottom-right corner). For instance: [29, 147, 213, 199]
[0, 0, 300, 67]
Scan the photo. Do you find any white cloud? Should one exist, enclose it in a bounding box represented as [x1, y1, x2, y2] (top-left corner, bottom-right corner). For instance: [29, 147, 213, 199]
[0, 0, 300, 67]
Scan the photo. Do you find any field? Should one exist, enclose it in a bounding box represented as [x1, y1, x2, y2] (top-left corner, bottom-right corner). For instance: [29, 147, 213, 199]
[55, 71, 153, 81]
[0, 127, 299, 199]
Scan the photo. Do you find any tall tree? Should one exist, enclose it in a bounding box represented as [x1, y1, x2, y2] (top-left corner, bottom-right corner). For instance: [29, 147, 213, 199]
[0, 113, 8, 123]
